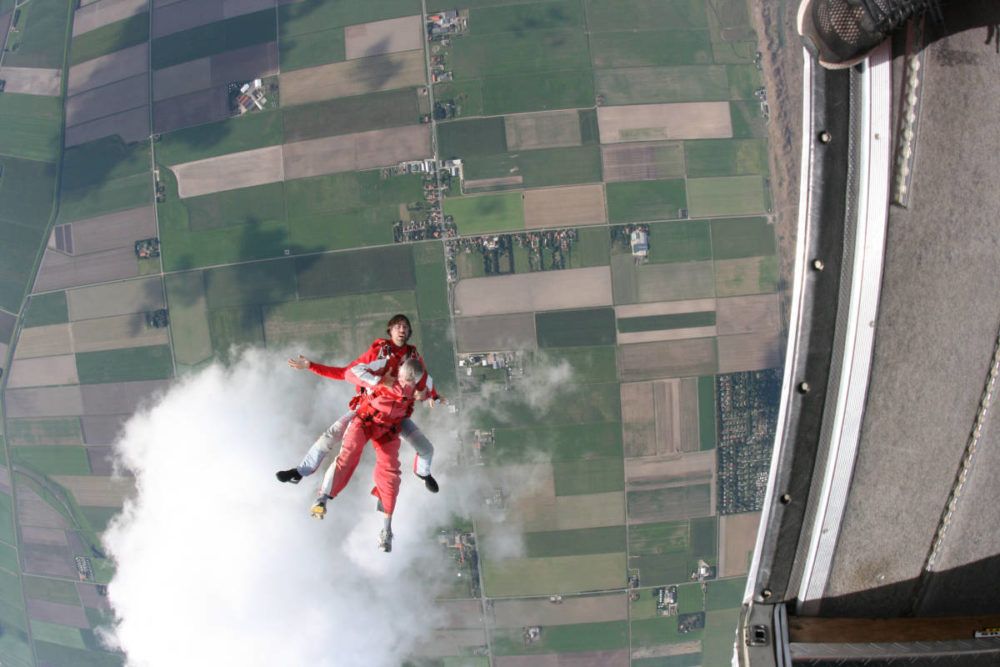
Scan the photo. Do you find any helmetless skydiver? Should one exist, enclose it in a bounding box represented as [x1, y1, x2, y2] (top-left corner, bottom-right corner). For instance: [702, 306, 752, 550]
[277, 314, 442, 493]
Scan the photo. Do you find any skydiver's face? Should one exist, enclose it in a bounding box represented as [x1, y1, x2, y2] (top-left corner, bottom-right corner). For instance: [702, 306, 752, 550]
[389, 322, 410, 346]
[398, 373, 418, 389]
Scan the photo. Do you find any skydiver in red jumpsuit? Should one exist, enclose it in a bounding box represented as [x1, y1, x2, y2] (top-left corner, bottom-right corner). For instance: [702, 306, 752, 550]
[308, 357, 426, 552]
[277, 314, 442, 493]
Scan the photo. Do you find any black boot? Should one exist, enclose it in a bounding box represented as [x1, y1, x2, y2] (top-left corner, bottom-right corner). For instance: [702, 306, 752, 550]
[276, 468, 302, 484]
[416, 473, 439, 493]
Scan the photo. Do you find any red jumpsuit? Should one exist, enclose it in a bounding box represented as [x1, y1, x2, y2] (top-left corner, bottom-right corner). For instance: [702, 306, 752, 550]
[318, 373, 416, 516]
[307, 338, 439, 406]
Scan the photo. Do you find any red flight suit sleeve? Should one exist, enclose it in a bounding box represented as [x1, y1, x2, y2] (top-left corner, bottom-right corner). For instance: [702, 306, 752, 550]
[307, 362, 347, 381]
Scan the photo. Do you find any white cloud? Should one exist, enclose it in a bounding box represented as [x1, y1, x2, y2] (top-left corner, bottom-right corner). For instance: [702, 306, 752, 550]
[101, 349, 458, 667]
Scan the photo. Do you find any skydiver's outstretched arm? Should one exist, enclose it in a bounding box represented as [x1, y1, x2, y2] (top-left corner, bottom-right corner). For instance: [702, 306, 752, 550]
[287, 354, 348, 381]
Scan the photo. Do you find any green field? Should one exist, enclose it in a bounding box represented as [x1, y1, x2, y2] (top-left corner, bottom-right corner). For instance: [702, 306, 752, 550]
[647, 220, 713, 264]
[492, 620, 627, 655]
[11, 446, 90, 475]
[279, 0, 419, 37]
[491, 422, 622, 462]
[449, 30, 590, 81]
[463, 145, 602, 190]
[690, 516, 717, 559]
[523, 526, 625, 558]
[0, 542, 17, 575]
[151, 10, 277, 70]
[59, 171, 150, 223]
[470, 0, 584, 33]
[7, 418, 83, 446]
[568, 226, 611, 269]
[413, 242, 450, 321]
[440, 69, 596, 117]
[203, 260, 298, 308]
[535, 308, 615, 348]
[0, 93, 62, 162]
[59, 137, 151, 222]
[628, 484, 712, 522]
[283, 89, 420, 141]
[69, 13, 149, 66]
[587, 0, 708, 31]
[419, 317, 457, 396]
[471, 381, 620, 429]
[22, 291, 69, 327]
[184, 182, 285, 232]
[710, 217, 775, 259]
[34, 641, 124, 667]
[0, 494, 15, 545]
[702, 609, 742, 665]
[698, 375, 717, 450]
[155, 111, 285, 165]
[480, 70, 595, 115]
[715, 255, 779, 297]
[2, 0, 70, 69]
[706, 577, 745, 611]
[208, 306, 264, 357]
[537, 345, 618, 383]
[438, 117, 507, 158]
[629, 521, 688, 559]
[606, 180, 687, 223]
[617, 311, 715, 333]
[288, 207, 397, 256]
[482, 552, 625, 596]
[444, 193, 524, 235]
[553, 457, 624, 495]
[278, 26, 345, 72]
[630, 615, 702, 647]
[590, 30, 712, 68]
[730, 100, 767, 139]
[285, 172, 423, 219]
[727, 64, 763, 99]
[29, 620, 86, 649]
[595, 66, 728, 105]
[76, 345, 174, 384]
[684, 139, 768, 177]
[0, 156, 57, 227]
[23, 577, 80, 605]
[296, 245, 416, 299]
[687, 176, 766, 217]
[0, 221, 46, 312]
[163, 272, 213, 368]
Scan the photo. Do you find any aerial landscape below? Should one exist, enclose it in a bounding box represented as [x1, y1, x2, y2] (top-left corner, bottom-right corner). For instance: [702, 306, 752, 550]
[0, 0, 787, 664]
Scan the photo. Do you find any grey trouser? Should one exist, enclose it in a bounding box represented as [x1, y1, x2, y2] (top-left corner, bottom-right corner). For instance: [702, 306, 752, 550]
[297, 410, 434, 479]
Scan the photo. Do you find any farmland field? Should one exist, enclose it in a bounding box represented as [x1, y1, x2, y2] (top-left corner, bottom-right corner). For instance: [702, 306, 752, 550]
[76, 346, 174, 384]
[444, 193, 525, 235]
[687, 176, 766, 217]
[69, 13, 149, 66]
[535, 308, 615, 348]
[0, 94, 62, 162]
[2, 0, 70, 69]
[483, 552, 625, 597]
[606, 180, 687, 223]
[151, 11, 277, 70]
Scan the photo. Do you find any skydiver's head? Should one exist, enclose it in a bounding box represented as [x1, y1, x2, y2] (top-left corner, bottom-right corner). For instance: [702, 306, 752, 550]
[398, 358, 424, 389]
[386, 314, 412, 346]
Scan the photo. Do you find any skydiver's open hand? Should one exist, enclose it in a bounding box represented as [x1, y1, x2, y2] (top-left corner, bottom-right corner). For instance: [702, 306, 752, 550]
[380, 373, 397, 388]
[287, 355, 311, 370]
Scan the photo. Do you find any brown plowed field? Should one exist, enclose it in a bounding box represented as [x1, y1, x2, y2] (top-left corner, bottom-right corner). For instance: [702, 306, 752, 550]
[597, 102, 732, 143]
[717, 331, 782, 373]
[505, 109, 581, 150]
[173, 145, 284, 198]
[523, 184, 606, 229]
[280, 50, 426, 106]
[454, 267, 612, 318]
[345, 15, 422, 60]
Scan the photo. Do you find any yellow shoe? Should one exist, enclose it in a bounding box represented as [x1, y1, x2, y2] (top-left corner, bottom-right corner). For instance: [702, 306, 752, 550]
[310, 499, 327, 520]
